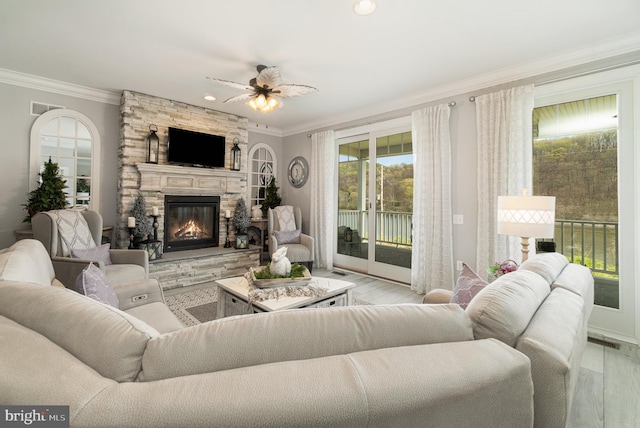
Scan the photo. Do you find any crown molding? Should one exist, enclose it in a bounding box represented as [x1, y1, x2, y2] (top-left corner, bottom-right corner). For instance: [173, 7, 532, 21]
[282, 33, 640, 137]
[0, 68, 121, 105]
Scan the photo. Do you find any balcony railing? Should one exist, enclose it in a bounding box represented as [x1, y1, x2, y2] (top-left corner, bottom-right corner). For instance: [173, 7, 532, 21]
[555, 219, 618, 276]
[337, 211, 618, 274]
[337, 210, 413, 246]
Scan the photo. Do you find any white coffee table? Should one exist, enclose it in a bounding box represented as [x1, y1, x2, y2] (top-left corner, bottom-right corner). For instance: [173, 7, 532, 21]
[216, 275, 355, 318]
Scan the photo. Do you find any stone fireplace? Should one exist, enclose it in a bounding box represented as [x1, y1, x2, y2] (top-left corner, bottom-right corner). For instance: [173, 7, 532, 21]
[116, 90, 248, 250]
[116, 91, 259, 289]
[164, 195, 220, 252]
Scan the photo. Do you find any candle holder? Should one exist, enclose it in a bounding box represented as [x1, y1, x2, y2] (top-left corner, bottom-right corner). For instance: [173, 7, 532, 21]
[150, 215, 160, 241]
[224, 217, 232, 248]
[128, 227, 136, 249]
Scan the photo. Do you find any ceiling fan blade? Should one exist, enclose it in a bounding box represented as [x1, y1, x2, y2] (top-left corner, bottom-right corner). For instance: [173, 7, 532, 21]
[207, 76, 253, 91]
[223, 93, 255, 103]
[276, 84, 318, 98]
[256, 66, 282, 89]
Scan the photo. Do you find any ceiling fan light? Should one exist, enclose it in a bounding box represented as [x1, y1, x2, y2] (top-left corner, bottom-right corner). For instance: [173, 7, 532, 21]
[247, 99, 258, 111]
[255, 94, 267, 107]
[353, 0, 376, 15]
[267, 97, 279, 108]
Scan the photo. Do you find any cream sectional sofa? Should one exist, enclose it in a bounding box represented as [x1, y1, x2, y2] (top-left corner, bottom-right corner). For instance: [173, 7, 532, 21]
[0, 239, 535, 427]
[426, 252, 594, 428]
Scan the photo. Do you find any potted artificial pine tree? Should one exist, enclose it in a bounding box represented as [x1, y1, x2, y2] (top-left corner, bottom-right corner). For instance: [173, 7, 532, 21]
[261, 179, 282, 216]
[23, 157, 68, 224]
[233, 197, 250, 249]
[130, 192, 152, 248]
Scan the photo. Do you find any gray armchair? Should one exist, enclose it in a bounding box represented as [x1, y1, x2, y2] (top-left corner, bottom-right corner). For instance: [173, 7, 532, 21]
[32, 210, 148, 289]
[268, 206, 314, 272]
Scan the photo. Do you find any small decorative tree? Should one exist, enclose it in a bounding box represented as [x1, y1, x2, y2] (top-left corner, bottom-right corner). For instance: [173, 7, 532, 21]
[233, 197, 250, 233]
[233, 197, 250, 249]
[130, 192, 152, 243]
[262, 179, 282, 216]
[23, 157, 68, 223]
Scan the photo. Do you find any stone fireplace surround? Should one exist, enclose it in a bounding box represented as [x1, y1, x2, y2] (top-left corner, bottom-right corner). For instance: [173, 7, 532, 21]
[117, 91, 259, 289]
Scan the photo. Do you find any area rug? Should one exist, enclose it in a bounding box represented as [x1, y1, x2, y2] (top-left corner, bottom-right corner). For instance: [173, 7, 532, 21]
[166, 287, 370, 326]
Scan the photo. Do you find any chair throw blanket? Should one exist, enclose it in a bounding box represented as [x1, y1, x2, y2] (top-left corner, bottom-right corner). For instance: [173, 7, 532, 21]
[46, 210, 97, 257]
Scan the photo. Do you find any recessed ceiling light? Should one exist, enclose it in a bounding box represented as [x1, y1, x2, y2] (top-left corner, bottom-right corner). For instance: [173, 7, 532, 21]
[353, 0, 376, 15]
[204, 94, 216, 101]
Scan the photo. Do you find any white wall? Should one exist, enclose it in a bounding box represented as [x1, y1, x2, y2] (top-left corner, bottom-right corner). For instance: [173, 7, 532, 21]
[0, 82, 119, 249]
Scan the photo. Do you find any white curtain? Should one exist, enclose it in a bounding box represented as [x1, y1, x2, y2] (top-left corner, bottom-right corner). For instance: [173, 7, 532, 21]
[411, 104, 454, 294]
[310, 130, 336, 269]
[476, 84, 534, 273]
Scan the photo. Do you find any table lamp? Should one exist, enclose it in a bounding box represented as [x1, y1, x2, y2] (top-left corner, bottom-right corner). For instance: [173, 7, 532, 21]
[497, 191, 556, 262]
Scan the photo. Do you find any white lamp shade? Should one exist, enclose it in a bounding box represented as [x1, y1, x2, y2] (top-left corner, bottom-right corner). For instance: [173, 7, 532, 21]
[497, 196, 556, 238]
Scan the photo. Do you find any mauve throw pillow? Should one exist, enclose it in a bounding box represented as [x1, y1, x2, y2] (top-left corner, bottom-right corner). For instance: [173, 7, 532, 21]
[450, 263, 488, 310]
[75, 263, 119, 308]
[273, 229, 301, 244]
[71, 243, 112, 265]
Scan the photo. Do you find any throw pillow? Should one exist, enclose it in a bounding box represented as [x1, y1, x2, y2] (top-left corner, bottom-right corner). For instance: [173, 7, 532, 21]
[273, 229, 301, 244]
[274, 206, 296, 232]
[450, 263, 488, 310]
[75, 263, 119, 308]
[71, 243, 112, 265]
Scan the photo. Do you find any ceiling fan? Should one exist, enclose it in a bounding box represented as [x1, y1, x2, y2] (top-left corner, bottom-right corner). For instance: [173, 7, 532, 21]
[207, 65, 318, 113]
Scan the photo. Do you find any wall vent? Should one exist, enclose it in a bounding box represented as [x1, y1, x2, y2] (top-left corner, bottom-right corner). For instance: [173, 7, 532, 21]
[587, 336, 621, 349]
[30, 101, 64, 116]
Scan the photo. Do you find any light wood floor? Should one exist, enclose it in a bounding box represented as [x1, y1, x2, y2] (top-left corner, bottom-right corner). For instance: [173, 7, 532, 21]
[312, 267, 640, 428]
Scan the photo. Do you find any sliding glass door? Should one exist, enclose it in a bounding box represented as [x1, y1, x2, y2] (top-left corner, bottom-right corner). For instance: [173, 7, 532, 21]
[535, 72, 637, 342]
[335, 122, 413, 284]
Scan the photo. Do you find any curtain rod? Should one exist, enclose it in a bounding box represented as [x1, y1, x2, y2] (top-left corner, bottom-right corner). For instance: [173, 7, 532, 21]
[468, 58, 640, 103]
[324, 100, 458, 135]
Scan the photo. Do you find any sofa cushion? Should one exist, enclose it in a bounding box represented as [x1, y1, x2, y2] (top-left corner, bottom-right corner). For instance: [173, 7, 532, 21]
[0, 281, 159, 382]
[0, 316, 115, 420]
[450, 263, 488, 309]
[466, 270, 551, 347]
[139, 304, 474, 381]
[519, 252, 569, 285]
[75, 263, 119, 308]
[0, 248, 50, 286]
[515, 287, 586, 428]
[71, 243, 112, 265]
[104, 263, 147, 287]
[125, 302, 184, 334]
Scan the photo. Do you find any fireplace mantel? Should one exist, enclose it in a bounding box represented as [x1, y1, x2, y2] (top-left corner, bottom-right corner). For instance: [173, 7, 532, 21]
[137, 163, 246, 195]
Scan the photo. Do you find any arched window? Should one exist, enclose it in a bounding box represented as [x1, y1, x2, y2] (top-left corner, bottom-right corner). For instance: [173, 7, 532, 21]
[247, 143, 276, 209]
[29, 109, 101, 211]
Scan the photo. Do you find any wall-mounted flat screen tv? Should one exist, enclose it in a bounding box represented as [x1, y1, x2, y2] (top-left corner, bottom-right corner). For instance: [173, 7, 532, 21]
[167, 127, 226, 168]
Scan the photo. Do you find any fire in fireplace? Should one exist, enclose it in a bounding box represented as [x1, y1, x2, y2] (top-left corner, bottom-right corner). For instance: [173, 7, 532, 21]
[164, 195, 220, 252]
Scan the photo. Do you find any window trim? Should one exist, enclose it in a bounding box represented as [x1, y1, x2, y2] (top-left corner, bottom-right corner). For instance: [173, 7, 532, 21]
[29, 108, 101, 212]
[247, 143, 277, 209]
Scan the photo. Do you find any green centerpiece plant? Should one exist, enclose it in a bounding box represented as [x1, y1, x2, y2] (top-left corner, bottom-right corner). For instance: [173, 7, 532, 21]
[253, 262, 307, 279]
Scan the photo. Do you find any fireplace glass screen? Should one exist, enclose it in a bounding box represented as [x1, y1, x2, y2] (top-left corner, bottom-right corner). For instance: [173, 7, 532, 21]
[164, 195, 219, 251]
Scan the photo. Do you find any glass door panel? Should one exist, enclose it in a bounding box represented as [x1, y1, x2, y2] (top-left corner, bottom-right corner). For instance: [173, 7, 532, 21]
[337, 138, 369, 261]
[335, 126, 413, 284]
[373, 132, 413, 269]
[533, 94, 619, 309]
